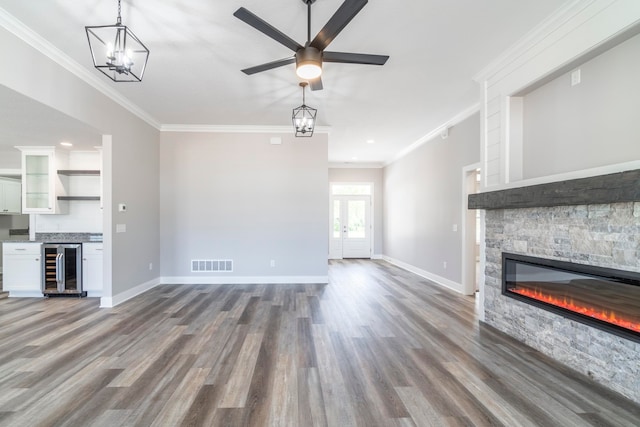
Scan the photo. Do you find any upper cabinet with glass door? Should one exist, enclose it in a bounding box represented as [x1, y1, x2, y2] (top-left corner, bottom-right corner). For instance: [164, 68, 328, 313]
[16, 147, 68, 214]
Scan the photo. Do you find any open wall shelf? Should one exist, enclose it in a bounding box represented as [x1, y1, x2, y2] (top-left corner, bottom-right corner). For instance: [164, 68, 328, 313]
[57, 170, 100, 176]
[57, 196, 101, 201]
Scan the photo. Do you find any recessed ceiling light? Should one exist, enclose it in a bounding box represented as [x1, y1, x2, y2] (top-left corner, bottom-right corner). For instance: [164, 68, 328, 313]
[366, 139, 375, 144]
[60, 142, 73, 147]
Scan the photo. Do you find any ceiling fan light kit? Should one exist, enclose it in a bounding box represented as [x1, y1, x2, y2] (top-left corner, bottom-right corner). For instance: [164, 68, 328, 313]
[295, 47, 322, 79]
[234, 0, 389, 91]
[292, 82, 317, 137]
[85, 0, 150, 82]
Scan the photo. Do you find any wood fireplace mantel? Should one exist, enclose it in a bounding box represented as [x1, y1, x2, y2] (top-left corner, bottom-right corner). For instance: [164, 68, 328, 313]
[468, 169, 640, 210]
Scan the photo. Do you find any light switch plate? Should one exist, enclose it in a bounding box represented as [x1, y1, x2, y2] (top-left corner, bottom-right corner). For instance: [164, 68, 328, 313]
[571, 69, 581, 86]
[116, 223, 126, 233]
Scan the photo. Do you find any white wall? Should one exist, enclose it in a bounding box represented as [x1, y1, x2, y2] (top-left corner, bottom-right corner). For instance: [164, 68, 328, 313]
[34, 151, 102, 233]
[522, 32, 640, 179]
[0, 26, 161, 303]
[475, 0, 640, 188]
[328, 168, 383, 256]
[382, 113, 480, 292]
[160, 132, 328, 282]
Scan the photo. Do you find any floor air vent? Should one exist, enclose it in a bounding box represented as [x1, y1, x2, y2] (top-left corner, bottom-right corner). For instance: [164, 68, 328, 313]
[191, 259, 233, 272]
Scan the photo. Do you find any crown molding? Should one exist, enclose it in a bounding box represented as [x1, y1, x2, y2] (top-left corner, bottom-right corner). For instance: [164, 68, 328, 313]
[473, 0, 598, 83]
[0, 7, 161, 130]
[384, 103, 480, 167]
[160, 124, 331, 134]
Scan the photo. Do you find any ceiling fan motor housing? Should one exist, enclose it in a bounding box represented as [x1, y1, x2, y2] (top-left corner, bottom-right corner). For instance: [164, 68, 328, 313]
[296, 47, 322, 79]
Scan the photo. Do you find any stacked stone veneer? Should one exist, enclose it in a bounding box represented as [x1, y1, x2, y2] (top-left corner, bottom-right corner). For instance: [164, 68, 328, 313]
[484, 202, 640, 403]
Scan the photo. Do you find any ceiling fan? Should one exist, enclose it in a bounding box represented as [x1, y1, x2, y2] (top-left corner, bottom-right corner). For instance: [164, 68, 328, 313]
[233, 0, 389, 91]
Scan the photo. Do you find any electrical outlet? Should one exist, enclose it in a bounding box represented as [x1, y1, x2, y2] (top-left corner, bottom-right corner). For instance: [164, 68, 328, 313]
[452, 224, 458, 232]
[443, 261, 447, 269]
[149, 263, 153, 270]
[270, 260, 275, 267]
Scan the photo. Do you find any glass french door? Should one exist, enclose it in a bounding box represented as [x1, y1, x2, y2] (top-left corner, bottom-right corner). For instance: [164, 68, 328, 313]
[329, 195, 371, 259]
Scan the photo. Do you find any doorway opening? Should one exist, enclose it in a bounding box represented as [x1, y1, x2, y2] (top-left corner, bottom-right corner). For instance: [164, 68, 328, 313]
[329, 183, 373, 259]
[462, 165, 481, 295]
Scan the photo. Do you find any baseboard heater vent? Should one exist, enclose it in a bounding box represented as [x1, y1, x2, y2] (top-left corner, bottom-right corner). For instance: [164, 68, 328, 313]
[191, 259, 233, 273]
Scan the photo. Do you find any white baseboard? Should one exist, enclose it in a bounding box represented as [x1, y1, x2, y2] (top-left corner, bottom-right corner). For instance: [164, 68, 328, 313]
[160, 275, 329, 285]
[7, 291, 43, 298]
[381, 255, 464, 294]
[100, 277, 160, 308]
[329, 255, 382, 260]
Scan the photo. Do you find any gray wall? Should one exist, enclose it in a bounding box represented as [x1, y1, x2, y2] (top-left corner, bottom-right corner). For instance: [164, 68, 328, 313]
[328, 168, 383, 256]
[160, 132, 328, 279]
[383, 113, 480, 286]
[523, 33, 640, 179]
[1, 27, 161, 299]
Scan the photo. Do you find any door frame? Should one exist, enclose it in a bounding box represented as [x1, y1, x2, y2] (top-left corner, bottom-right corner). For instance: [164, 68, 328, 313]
[329, 182, 375, 260]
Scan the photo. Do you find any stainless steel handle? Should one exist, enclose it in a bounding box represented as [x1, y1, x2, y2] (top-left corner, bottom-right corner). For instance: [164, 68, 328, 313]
[59, 253, 65, 290]
[15, 248, 26, 251]
[56, 253, 62, 283]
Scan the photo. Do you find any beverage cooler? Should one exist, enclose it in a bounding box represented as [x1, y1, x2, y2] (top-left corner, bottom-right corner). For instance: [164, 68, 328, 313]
[42, 243, 86, 297]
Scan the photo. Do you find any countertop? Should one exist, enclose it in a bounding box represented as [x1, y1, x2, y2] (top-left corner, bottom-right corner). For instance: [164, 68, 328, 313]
[3, 233, 103, 244]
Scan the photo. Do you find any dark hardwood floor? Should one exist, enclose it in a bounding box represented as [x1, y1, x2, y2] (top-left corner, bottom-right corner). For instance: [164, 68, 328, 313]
[0, 260, 639, 426]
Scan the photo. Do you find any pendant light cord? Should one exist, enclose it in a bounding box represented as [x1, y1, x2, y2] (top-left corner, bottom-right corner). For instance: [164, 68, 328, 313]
[116, 0, 122, 24]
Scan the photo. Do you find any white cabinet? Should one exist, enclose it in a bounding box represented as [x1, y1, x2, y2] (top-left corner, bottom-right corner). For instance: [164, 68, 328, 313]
[82, 243, 103, 296]
[2, 242, 42, 297]
[0, 178, 21, 214]
[15, 146, 68, 214]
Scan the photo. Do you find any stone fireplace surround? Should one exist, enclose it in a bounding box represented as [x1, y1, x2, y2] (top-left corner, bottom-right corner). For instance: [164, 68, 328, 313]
[469, 169, 640, 404]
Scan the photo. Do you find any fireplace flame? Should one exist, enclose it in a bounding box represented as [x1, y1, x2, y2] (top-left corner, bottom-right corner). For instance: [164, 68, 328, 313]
[511, 287, 640, 333]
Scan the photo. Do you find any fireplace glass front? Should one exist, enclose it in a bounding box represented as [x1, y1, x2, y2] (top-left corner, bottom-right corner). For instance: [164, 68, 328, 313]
[502, 253, 640, 343]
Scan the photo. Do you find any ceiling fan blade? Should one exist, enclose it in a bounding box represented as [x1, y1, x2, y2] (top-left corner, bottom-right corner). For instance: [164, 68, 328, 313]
[241, 57, 296, 75]
[310, 0, 368, 51]
[309, 77, 323, 91]
[323, 51, 389, 65]
[234, 7, 303, 52]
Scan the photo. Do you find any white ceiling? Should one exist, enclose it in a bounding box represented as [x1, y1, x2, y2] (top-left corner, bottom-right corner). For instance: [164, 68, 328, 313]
[0, 0, 568, 166]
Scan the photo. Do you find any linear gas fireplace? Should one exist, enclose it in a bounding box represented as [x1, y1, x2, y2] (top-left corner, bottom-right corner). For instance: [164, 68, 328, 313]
[502, 253, 640, 343]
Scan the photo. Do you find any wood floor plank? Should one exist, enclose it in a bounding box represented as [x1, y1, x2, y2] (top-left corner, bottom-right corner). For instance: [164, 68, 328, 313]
[218, 332, 264, 408]
[108, 325, 188, 387]
[150, 367, 210, 427]
[267, 353, 298, 427]
[395, 386, 444, 427]
[0, 260, 638, 426]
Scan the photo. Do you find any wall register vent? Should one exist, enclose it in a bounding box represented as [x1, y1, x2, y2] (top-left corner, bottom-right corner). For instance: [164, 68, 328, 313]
[191, 259, 233, 273]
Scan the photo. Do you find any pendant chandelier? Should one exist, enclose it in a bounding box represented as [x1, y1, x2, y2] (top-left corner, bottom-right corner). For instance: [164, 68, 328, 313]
[292, 82, 317, 137]
[85, 0, 150, 82]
